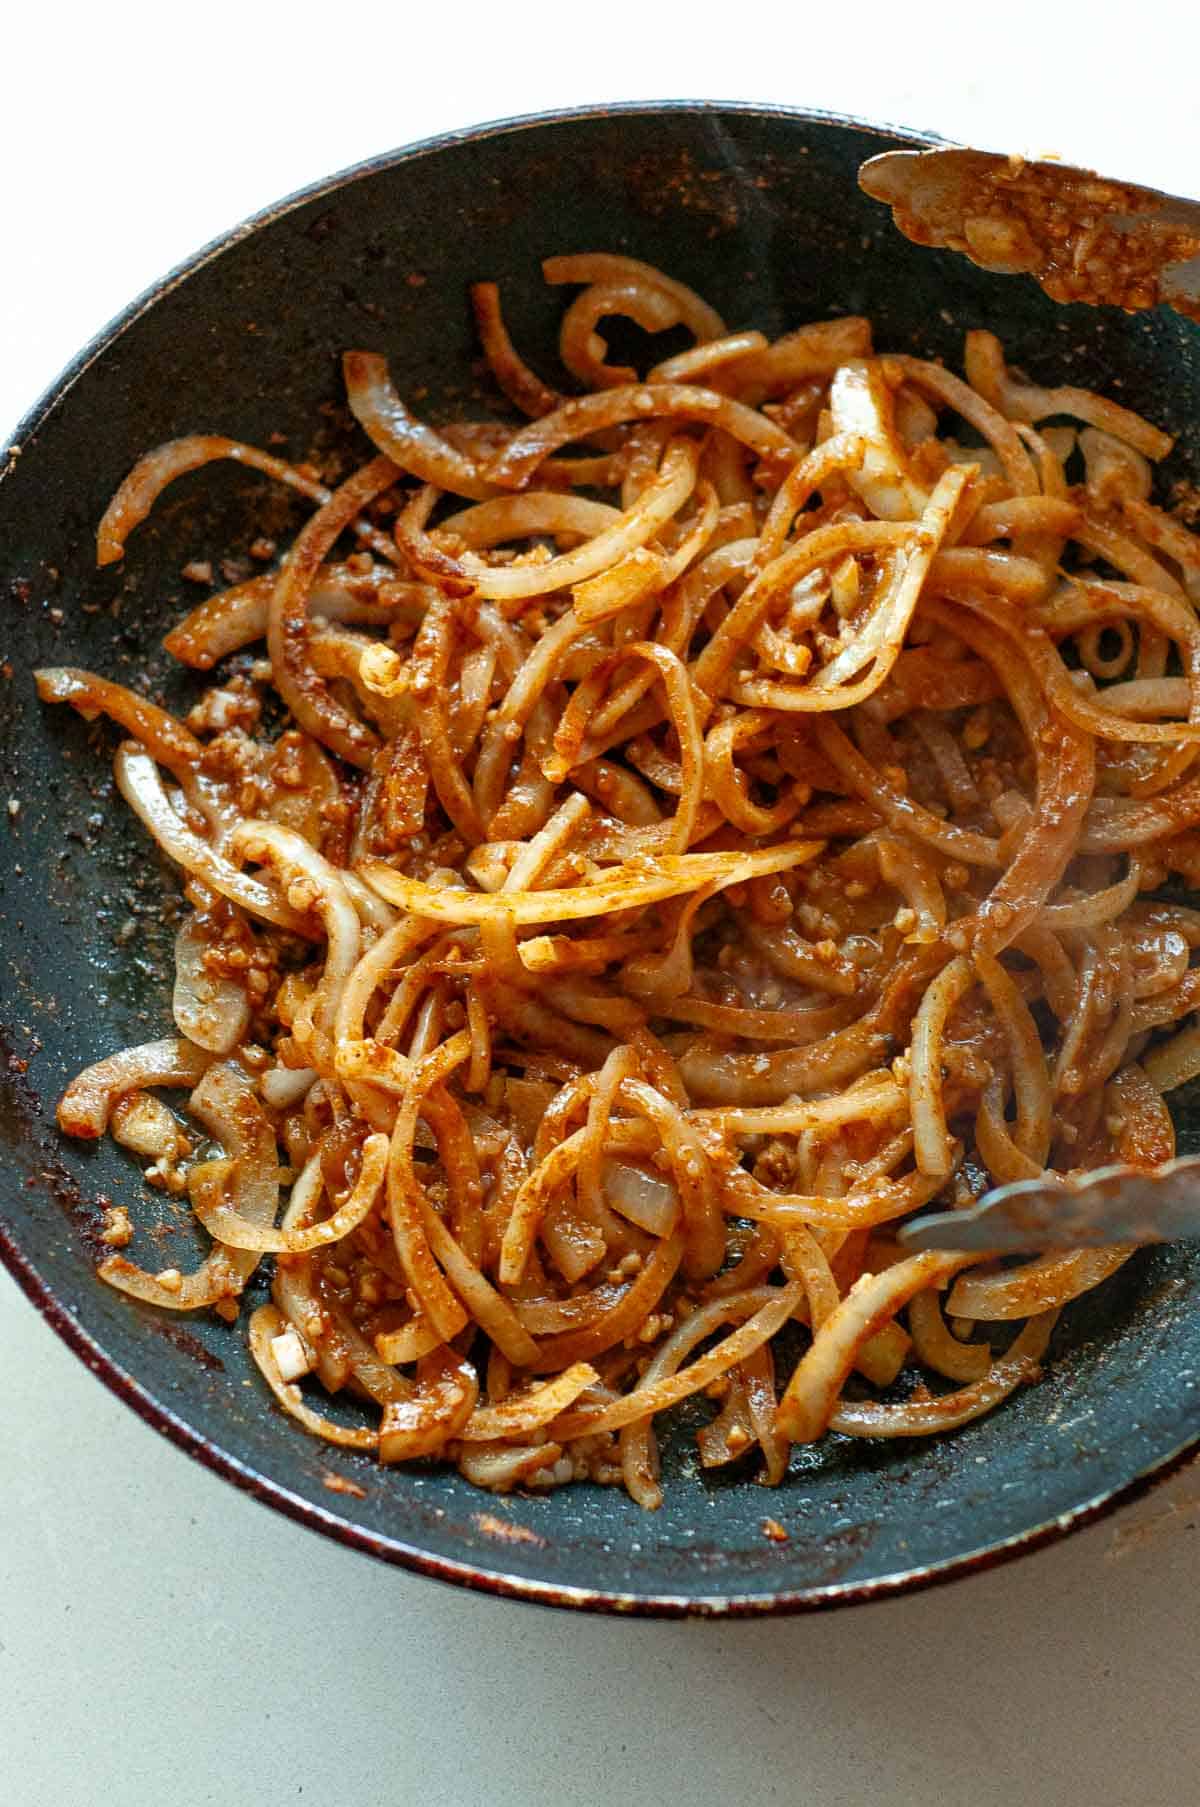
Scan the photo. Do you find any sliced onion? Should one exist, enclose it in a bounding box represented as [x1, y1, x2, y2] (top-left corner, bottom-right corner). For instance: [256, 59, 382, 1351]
[552, 1283, 803, 1438]
[542, 253, 726, 342]
[163, 566, 426, 670]
[267, 458, 398, 769]
[373, 1317, 444, 1365]
[259, 1065, 317, 1110]
[172, 916, 251, 1054]
[559, 280, 683, 387]
[110, 1091, 186, 1162]
[963, 332, 1174, 461]
[906, 1288, 992, 1383]
[602, 1157, 679, 1236]
[829, 1310, 1056, 1436]
[459, 438, 699, 602]
[1143, 1022, 1200, 1093]
[730, 316, 873, 399]
[36, 668, 202, 774]
[232, 820, 361, 1039]
[460, 1362, 599, 1442]
[435, 493, 620, 550]
[528, 1231, 685, 1373]
[95, 434, 400, 568]
[456, 1441, 564, 1491]
[191, 1132, 387, 1253]
[359, 840, 824, 927]
[343, 352, 494, 499]
[115, 743, 315, 936]
[946, 1248, 1134, 1321]
[58, 1036, 212, 1138]
[483, 383, 801, 491]
[683, 1055, 900, 1127]
[469, 281, 562, 417]
[250, 1305, 378, 1449]
[829, 359, 928, 520]
[101, 1061, 278, 1311]
[379, 1351, 480, 1462]
[775, 1252, 977, 1443]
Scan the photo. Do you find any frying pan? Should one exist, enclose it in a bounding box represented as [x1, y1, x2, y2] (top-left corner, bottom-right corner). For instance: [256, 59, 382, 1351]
[3, 102, 1200, 1616]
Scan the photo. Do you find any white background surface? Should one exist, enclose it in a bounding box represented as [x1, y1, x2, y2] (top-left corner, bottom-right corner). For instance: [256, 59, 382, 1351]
[3, 6, 1200, 1802]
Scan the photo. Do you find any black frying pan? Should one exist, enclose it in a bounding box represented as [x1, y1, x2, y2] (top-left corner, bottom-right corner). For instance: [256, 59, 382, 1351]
[3, 102, 1199, 1616]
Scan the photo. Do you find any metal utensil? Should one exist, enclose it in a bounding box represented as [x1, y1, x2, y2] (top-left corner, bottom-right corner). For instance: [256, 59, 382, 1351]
[899, 1156, 1200, 1254]
[859, 146, 1200, 320]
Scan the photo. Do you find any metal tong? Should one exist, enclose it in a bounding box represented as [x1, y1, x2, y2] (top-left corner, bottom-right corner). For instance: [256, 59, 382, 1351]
[859, 146, 1200, 321]
[899, 1157, 1200, 1254]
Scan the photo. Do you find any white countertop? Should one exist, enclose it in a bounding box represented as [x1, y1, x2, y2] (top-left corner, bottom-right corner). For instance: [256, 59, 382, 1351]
[4, 8, 1200, 1801]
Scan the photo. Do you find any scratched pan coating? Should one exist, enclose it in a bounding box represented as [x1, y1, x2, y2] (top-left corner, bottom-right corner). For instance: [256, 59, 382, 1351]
[2, 103, 1200, 1616]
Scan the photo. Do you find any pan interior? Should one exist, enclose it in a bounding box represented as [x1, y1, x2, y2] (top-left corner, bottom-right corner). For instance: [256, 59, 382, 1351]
[2, 103, 1199, 1611]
